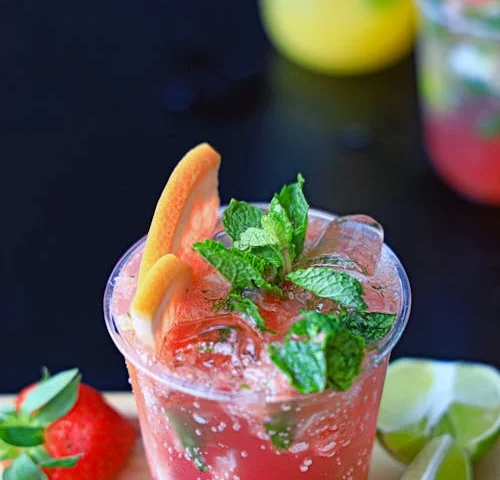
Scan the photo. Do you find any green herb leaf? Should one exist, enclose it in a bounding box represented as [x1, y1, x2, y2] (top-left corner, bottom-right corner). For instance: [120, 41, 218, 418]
[193, 240, 281, 295]
[262, 197, 294, 250]
[222, 200, 265, 243]
[33, 374, 81, 426]
[166, 411, 207, 472]
[235, 227, 277, 250]
[0, 440, 18, 461]
[275, 174, 309, 257]
[224, 293, 270, 332]
[268, 311, 365, 394]
[4, 453, 48, 480]
[476, 114, 500, 139]
[264, 412, 294, 451]
[21, 369, 79, 416]
[0, 426, 44, 448]
[286, 267, 367, 311]
[39, 454, 82, 468]
[339, 310, 396, 342]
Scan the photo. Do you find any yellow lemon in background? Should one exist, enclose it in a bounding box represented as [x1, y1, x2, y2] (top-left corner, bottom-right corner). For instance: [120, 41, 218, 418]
[259, 0, 416, 76]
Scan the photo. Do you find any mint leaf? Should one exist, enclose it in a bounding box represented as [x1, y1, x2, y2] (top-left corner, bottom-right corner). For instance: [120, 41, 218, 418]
[222, 200, 265, 243]
[264, 412, 294, 451]
[0, 426, 44, 447]
[236, 227, 277, 250]
[4, 454, 48, 480]
[276, 174, 308, 257]
[476, 114, 500, 139]
[33, 374, 80, 426]
[225, 293, 269, 332]
[262, 197, 294, 250]
[268, 311, 365, 394]
[286, 267, 367, 311]
[21, 368, 79, 416]
[39, 454, 82, 468]
[339, 310, 396, 342]
[166, 411, 207, 472]
[193, 240, 281, 295]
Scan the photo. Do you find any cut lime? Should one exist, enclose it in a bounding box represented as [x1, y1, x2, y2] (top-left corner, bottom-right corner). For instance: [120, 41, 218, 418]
[377, 358, 500, 464]
[401, 435, 471, 480]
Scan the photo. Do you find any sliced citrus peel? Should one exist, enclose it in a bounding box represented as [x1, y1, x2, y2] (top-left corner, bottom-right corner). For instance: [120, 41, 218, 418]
[138, 143, 221, 284]
[131, 254, 193, 349]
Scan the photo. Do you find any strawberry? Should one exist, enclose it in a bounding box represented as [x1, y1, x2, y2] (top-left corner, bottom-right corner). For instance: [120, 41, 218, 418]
[1, 369, 136, 480]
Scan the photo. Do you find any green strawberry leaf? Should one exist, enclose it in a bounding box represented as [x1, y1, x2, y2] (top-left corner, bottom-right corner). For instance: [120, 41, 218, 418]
[222, 200, 265, 243]
[275, 174, 308, 257]
[33, 374, 81, 426]
[0, 426, 44, 448]
[4, 453, 48, 480]
[339, 310, 396, 342]
[21, 369, 79, 416]
[286, 267, 367, 311]
[268, 311, 365, 394]
[0, 440, 18, 461]
[166, 411, 207, 472]
[39, 454, 82, 468]
[193, 240, 281, 295]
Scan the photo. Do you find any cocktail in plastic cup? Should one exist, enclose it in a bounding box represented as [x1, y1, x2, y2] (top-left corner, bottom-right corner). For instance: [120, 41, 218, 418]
[104, 204, 411, 480]
[416, 0, 500, 205]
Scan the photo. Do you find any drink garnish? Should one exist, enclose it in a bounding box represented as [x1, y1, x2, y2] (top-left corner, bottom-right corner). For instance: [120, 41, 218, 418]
[268, 311, 365, 394]
[193, 172, 397, 394]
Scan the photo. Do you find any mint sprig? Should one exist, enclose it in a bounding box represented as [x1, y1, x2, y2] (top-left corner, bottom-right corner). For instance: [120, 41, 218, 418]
[268, 311, 365, 394]
[286, 267, 368, 311]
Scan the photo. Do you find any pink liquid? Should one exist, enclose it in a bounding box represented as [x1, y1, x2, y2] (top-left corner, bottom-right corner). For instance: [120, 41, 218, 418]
[110, 211, 401, 480]
[425, 101, 500, 205]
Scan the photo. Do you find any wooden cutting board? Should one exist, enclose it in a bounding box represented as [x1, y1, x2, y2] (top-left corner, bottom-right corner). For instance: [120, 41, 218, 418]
[1, 393, 498, 479]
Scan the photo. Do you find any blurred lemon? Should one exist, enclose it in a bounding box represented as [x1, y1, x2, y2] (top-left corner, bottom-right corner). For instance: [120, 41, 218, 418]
[260, 0, 416, 75]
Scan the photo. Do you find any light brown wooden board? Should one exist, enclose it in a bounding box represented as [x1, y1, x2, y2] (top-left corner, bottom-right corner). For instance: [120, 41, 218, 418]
[1, 393, 498, 479]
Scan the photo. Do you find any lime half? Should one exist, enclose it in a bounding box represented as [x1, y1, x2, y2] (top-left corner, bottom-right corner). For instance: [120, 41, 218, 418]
[401, 435, 471, 480]
[377, 358, 500, 464]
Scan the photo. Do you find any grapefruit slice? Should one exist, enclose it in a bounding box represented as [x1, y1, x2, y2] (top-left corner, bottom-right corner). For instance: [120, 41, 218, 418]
[131, 254, 193, 348]
[138, 143, 221, 284]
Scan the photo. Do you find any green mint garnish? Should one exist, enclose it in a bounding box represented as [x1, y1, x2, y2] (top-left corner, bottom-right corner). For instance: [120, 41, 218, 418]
[166, 411, 207, 472]
[339, 310, 396, 342]
[222, 200, 265, 242]
[286, 267, 368, 311]
[224, 293, 271, 333]
[268, 311, 365, 394]
[193, 240, 281, 296]
[193, 173, 397, 396]
[264, 412, 294, 451]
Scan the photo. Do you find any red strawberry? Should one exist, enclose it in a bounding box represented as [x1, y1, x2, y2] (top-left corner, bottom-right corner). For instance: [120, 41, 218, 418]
[4, 369, 137, 480]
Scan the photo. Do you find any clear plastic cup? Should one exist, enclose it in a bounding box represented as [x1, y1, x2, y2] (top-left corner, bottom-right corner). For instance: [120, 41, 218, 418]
[416, 0, 500, 205]
[104, 208, 411, 480]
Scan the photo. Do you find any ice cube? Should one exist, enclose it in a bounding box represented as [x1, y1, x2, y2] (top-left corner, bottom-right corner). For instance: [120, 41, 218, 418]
[306, 215, 384, 276]
[161, 314, 263, 380]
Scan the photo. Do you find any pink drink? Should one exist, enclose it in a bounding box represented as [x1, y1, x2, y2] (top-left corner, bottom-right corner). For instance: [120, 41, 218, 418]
[104, 208, 411, 480]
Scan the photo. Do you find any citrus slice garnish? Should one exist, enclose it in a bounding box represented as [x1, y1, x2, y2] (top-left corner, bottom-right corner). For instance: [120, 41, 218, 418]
[131, 254, 193, 348]
[377, 358, 500, 464]
[138, 143, 221, 284]
[400, 435, 471, 480]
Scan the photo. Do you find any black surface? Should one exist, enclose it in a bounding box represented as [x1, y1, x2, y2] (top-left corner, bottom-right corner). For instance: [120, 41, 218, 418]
[1, 0, 499, 393]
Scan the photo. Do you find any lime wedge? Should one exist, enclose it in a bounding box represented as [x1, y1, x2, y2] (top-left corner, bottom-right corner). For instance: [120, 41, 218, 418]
[401, 435, 471, 480]
[377, 358, 500, 464]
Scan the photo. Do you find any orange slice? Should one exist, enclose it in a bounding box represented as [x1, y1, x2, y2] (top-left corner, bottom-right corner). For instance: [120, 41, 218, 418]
[138, 143, 221, 284]
[130, 254, 193, 348]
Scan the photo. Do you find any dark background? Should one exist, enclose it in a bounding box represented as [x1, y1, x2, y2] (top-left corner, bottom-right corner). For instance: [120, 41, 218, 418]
[2, 0, 499, 393]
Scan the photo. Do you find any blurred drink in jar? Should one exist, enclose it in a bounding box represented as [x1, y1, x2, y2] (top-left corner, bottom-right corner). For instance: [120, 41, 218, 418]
[416, 0, 500, 205]
[259, 0, 416, 75]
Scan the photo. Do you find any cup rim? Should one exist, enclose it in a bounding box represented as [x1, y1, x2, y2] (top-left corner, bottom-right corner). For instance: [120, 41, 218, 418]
[416, 0, 500, 42]
[104, 206, 412, 403]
